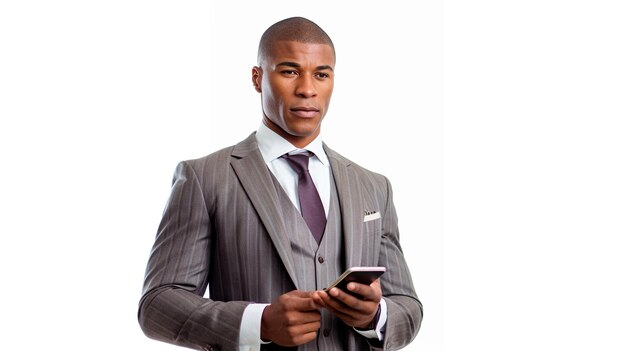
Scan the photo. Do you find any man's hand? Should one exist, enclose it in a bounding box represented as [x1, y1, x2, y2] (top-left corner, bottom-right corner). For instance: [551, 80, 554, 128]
[261, 290, 323, 346]
[314, 279, 382, 329]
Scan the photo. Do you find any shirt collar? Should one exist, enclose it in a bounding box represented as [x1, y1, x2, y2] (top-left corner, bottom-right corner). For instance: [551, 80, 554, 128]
[256, 123, 329, 166]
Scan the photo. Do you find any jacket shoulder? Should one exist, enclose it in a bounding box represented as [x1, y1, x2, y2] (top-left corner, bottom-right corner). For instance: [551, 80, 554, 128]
[178, 132, 257, 173]
[326, 146, 390, 185]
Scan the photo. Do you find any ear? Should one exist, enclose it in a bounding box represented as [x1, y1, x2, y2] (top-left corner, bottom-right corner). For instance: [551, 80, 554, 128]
[252, 66, 262, 93]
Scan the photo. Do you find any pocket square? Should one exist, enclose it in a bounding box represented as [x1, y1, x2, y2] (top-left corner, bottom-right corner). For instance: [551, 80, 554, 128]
[364, 211, 381, 222]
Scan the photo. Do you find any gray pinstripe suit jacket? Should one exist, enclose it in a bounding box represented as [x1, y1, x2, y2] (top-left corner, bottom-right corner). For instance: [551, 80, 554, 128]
[138, 133, 422, 351]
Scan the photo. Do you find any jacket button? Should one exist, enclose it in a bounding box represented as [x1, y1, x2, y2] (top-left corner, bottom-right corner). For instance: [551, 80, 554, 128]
[317, 256, 325, 263]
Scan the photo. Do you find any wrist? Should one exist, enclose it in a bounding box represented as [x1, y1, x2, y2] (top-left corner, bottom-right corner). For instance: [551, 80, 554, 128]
[260, 305, 271, 342]
[356, 304, 381, 330]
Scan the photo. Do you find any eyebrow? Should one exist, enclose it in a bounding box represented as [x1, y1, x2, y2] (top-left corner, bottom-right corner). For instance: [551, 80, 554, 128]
[277, 61, 334, 72]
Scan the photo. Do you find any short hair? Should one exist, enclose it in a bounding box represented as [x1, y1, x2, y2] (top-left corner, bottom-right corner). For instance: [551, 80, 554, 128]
[257, 17, 335, 65]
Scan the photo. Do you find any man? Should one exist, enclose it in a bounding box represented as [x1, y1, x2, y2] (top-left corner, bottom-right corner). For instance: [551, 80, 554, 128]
[138, 16, 422, 351]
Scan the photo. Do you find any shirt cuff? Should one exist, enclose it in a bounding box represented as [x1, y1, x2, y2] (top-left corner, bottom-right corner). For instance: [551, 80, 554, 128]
[353, 298, 388, 340]
[239, 303, 271, 351]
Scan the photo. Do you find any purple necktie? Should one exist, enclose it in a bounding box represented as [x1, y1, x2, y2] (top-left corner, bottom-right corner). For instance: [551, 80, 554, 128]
[282, 152, 326, 244]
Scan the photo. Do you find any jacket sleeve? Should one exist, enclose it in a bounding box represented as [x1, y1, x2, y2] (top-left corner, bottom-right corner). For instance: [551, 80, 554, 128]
[376, 176, 424, 350]
[138, 161, 249, 351]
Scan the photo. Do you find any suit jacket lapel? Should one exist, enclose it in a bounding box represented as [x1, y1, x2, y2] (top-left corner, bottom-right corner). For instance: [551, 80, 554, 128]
[230, 133, 300, 289]
[325, 144, 366, 269]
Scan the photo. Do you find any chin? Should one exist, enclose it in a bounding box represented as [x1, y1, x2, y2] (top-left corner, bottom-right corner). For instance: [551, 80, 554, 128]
[291, 127, 319, 138]
[292, 120, 321, 133]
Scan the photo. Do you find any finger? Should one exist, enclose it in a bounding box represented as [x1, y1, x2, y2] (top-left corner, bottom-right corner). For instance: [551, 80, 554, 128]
[284, 293, 324, 311]
[280, 321, 321, 346]
[318, 289, 355, 312]
[292, 310, 322, 324]
[345, 282, 379, 301]
[312, 291, 327, 308]
[324, 288, 380, 318]
[317, 299, 363, 327]
[291, 330, 319, 346]
[319, 294, 379, 328]
[288, 290, 318, 298]
[327, 287, 362, 306]
[286, 320, 321, 339]
[296, 320, 322, 334]
[350, 279, 382, 300]
[345, 282, 370, 299]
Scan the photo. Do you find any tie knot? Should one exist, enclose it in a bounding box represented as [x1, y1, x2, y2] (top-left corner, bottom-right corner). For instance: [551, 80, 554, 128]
[282, 152, 312, 174]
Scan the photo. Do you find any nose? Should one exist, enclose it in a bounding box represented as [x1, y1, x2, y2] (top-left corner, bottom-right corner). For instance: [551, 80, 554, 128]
[295, 75, 317, 98]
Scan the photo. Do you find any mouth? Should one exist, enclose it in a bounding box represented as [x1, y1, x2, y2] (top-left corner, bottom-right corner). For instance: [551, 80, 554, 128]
[290, 106, 320, 118]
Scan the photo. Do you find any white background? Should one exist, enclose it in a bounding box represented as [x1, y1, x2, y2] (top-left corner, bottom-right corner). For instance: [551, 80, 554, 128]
[0, 1, 624, 350]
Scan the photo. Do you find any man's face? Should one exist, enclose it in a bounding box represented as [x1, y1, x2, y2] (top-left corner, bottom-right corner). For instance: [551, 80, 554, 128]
[252, 41, 335, 148]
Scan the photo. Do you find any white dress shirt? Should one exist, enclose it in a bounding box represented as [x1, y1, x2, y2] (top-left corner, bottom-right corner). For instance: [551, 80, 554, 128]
[238, 123, 386, 350]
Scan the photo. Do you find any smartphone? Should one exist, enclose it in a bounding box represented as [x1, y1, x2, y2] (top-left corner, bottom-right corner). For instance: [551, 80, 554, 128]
[324, 266, 386, 297]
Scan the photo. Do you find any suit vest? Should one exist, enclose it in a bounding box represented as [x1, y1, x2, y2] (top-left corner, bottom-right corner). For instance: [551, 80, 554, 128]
[266, 171, 350, 350]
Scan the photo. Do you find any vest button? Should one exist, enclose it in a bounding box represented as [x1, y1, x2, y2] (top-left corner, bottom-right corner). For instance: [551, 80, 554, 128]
[323, 328, 331, 337]
[317, 256, 325, 263]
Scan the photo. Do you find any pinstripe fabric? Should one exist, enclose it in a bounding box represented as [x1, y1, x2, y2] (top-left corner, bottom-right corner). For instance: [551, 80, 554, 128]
[271, 171, 357, 351]
[138, 132, 423, 351]
[327, 147, 423, 350]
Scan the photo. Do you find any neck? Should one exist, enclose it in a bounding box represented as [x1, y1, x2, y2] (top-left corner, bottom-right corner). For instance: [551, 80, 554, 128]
[262, 118, 320, 149]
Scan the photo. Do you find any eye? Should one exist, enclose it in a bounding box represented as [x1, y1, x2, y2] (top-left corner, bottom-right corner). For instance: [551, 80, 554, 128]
[315, 72, 330, 79]
[281, 70, 299, 76]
